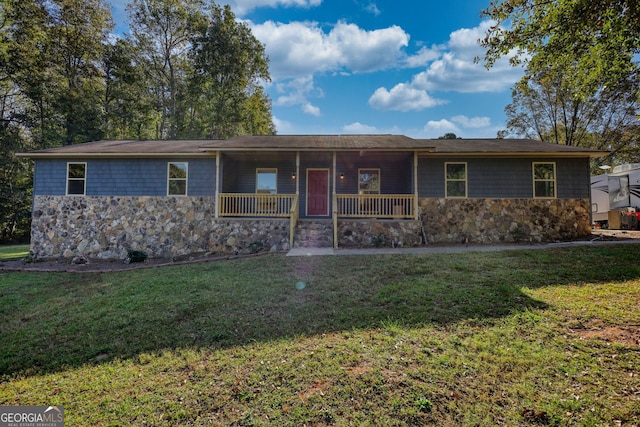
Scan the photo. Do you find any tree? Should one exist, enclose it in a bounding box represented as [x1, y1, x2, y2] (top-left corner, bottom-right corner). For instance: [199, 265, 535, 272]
[187, 4, 272, 138]
[127, 0, 206, 139]
[47, 0, 113, 144]
[504, 66, 640, 166]
[3, 0, 113, 145]
[438, 133, 460, 139]
[2, 0, 60, 147]
[102, 38, 158, 139]
[240, 86, 276, 136]
[0, 80, 32, 242]
[480, 0, 640, 100]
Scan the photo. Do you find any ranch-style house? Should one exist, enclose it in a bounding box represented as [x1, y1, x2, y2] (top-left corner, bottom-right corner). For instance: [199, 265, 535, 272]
[18, 134, 604, 259]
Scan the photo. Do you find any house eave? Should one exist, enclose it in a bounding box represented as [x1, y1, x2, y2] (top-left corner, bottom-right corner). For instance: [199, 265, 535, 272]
[198, 147, 437, 153]
[419, 151, 607, 158]
[15, 152, 214, 159]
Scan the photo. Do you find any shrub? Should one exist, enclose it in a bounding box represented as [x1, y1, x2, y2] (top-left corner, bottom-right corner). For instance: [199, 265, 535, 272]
[125, 249, 148, 264]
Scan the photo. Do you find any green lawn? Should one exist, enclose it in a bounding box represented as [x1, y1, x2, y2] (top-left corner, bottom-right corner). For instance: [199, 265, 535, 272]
[0, 244, 29, 260]
[1, 246, 639, 426]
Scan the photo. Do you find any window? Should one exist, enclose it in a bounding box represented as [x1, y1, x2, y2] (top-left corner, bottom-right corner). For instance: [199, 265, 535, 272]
[445, 162, 467, 198]
[168, 162, 188, 195]
[67, 162, 86, 195]
[358, 168, 380, 194]
[256, 168, 277, 194]
[533, 162, 556, 198]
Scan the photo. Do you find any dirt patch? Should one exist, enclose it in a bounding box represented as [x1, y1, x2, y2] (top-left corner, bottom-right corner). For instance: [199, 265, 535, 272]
[572, 321, 640, 348]
[588, 229, 640, 241]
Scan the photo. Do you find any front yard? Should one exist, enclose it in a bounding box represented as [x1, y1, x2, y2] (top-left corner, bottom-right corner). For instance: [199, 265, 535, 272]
[1, 246, 639, 425]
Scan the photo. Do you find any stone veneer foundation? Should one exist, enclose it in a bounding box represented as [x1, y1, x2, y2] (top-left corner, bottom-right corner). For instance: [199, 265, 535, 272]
[30, 195, 591, 259]
[420, 198, 591, 244]
[30, 196, 290, 259]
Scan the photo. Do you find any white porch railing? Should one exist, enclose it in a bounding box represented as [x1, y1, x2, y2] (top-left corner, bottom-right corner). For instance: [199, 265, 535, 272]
[219, 193, 416, 219]
[336, 194, 415, 219]
[218, 193, 297, 217]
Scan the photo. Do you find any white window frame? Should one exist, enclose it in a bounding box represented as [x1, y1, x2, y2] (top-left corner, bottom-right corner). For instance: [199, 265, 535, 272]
[358, 168, 381, 195]
[167, 162, 188, 196]
[445, 162, 467, 198]
[66, 162, 87, 196]
[532, 162, 557, 198]
[256, 168, 278, 194]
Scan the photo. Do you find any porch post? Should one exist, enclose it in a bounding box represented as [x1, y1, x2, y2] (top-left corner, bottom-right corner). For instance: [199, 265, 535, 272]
[414, 151, 419, 220]
[332, 151, 337, 195]
[333, 151, 338, 249]
[215, 151, 220, 219]
[296, 151, 300, 195]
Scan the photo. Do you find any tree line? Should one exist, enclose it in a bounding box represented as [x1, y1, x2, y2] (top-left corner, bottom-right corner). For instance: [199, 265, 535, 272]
[481, 0, 640, 169]
[0, 0, 275, 242]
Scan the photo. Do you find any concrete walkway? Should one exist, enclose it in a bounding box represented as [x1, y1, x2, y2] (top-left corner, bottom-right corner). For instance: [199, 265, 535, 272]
[286, 238, 640, 257]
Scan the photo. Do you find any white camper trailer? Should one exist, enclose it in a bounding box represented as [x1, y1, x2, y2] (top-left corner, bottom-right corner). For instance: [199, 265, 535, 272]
[591, 163, 640, 228]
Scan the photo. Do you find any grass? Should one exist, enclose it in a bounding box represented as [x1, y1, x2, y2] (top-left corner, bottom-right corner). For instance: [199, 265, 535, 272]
[1, 245, 640, 426]
[0, 244, 29, 260]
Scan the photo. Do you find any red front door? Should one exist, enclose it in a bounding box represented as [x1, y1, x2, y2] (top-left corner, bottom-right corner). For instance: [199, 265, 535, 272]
[307, 169, 329, 216]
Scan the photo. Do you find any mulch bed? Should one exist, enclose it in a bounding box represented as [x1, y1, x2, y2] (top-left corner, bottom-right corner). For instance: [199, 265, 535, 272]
[0, 251, 273, 273]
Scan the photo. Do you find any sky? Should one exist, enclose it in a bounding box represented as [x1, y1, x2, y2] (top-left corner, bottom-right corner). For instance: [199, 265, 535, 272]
[108, 0, 525, 138]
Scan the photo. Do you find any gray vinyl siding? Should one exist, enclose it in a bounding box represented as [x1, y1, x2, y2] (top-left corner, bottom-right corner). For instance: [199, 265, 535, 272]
[33, 158, 216, 196]
[221, 152, 297, 194]
[556, 158, 590, 198]
[33, 160, 68, 195]
[335, 152, 414, 195]
[418, 157, 590, 199]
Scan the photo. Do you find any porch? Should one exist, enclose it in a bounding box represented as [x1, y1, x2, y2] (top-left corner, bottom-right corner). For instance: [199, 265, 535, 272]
[213, 148, 420, 248]
[217, 193, 418, 249]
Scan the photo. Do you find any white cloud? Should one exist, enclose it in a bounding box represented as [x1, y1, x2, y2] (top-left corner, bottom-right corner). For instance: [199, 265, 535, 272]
[302, 103, 321, 116]
[368, 21, 523, 112]
[274, 76, 323, 106]
[410, 21, 522, 93]
[228, 0, 322, 16]
[368, 83, 447, 112]
[251, 21, 340, 79]
[272, 116, 295, 133]
[328, 22, 409, 73]
[424, 119, 459, 134]
[250, 20, 409, 79]
[422, 115, 493, 138]
[403, 46, 440, 68]
[364, 2, 381, 16]
[342, 122, 379, 133]
[251, 19, 411, 113]
[273, 77, 323, 116]
[451, 115, 491, 128]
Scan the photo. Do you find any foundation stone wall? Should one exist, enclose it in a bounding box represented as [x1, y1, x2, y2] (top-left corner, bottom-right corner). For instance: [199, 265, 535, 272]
[29, 195, 592, 259]
[419, 198, 591, 244]
[337, 220, 423, 248]
[31, 195, 290, 259]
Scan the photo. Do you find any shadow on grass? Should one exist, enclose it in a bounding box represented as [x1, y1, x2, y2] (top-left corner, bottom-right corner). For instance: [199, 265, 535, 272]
[2, 245, 640, 379]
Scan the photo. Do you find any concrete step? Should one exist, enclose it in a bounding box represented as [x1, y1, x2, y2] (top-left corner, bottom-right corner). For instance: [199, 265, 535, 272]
[293, 220, 334, 248]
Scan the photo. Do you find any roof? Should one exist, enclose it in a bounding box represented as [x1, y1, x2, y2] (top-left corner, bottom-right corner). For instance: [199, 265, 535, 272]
[17, 135, 607, 158]
[17, 139, 210, 158]
[422, 138, 606, 157]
